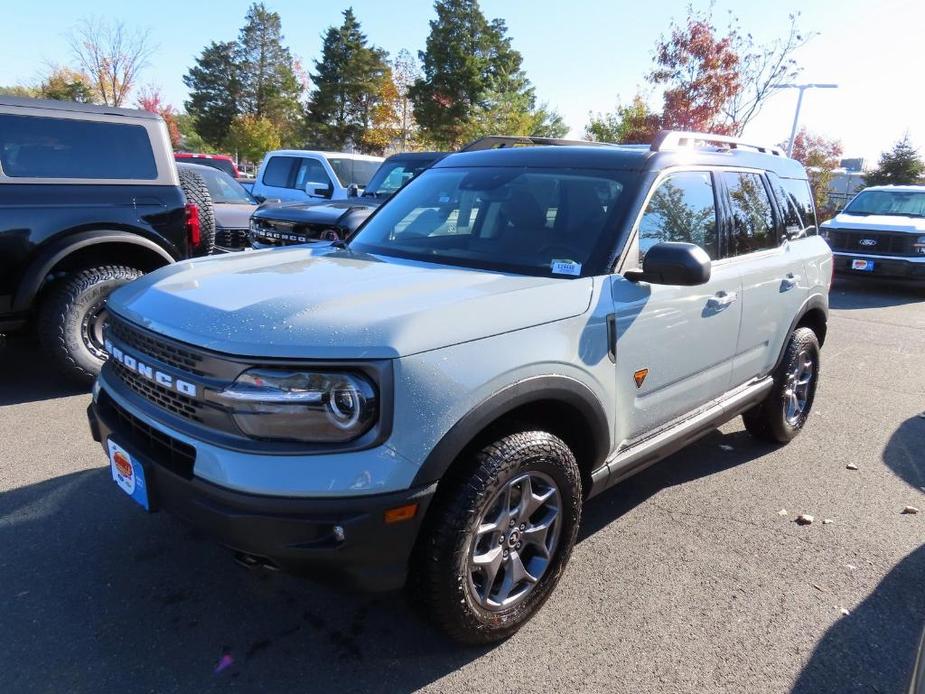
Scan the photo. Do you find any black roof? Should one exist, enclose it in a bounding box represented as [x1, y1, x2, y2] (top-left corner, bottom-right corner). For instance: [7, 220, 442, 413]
[384, 151, 448, 163]
[0, 95, 162, 121]
[433, 143, 807, 179]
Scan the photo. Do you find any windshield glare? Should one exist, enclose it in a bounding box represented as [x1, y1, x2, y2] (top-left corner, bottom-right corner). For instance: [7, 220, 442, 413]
[195, 166, 256, 205]
[844, 190, 925, 217]
[348, 167, 628, 276]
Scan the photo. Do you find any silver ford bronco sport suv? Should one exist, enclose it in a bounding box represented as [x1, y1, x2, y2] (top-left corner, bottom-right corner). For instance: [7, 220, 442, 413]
[87, 131, 832, 644]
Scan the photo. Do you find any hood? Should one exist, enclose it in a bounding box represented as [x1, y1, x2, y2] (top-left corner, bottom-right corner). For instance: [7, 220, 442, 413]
[109, 246, 594, 359]
[214, 202, 257, 230]
[824, 212, 925, 234]
[254, 199, 379, 226]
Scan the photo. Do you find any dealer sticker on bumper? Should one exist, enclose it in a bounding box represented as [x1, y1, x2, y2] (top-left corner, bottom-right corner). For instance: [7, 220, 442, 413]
[851, 259, 875, 271]
[108, 439, 150, 510]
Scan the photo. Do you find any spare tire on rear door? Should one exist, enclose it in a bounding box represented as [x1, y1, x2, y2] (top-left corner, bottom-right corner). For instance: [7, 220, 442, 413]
[178, 166, 216, 256]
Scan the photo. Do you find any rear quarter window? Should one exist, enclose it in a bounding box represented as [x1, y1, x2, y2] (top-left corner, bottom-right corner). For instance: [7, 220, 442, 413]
[0, 114, 157, 180]
[261, 156, 296, 187]
[779, 177, 818, 236]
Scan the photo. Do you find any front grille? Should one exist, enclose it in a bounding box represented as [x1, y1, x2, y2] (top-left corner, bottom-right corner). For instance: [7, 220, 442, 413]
[252, 218, 333, 246]
[99, 390, 196, 479]
[215, 227, 250, 250]
[110, 359, 203, 423]
[828, 229, 915, 256]
[108, 316, 206, 377]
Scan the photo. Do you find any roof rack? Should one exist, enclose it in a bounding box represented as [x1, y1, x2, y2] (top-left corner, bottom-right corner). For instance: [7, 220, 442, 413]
[459, 135, 614, 152]
[651, 130, 785, 157]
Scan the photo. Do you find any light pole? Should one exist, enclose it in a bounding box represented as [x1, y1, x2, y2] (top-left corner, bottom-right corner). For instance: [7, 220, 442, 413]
[779, 83, 838, 157]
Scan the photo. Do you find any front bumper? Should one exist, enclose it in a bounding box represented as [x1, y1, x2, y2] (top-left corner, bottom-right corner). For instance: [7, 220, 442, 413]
[88, 396, 435, 591]
[833, 252, 925, 282]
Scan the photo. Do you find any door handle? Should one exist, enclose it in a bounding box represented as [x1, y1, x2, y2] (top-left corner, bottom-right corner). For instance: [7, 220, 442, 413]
[707, 291, 737, 309]
[781, 273, 800, 291]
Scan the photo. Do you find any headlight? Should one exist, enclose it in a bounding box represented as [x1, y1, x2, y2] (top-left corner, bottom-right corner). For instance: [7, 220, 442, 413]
[218, 369, 378, 442]
[915, 235, 925, 255]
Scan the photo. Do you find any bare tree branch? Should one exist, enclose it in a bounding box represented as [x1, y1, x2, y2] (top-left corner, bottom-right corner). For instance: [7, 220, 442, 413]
[67, 17, 155, 107]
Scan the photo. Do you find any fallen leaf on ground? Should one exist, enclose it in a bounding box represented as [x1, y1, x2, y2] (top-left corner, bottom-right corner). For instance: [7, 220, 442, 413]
[840, 608, 850, 616]
[823, 518, 834, 525]
[846, 463, 859, 471]
[796, 514, 814, 525]
[901, 506, 919, 515]
[777, 509, 788, 516]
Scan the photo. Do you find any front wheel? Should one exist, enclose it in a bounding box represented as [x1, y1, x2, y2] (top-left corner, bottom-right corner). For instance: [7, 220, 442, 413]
[416, 431, 582, 644]
[743, 326, 820, 443]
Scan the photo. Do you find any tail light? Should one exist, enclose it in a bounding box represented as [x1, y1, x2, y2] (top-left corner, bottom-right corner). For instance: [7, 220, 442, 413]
[185, 203, 201, 248]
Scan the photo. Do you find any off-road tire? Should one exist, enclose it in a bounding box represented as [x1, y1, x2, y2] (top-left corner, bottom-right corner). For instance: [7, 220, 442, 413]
[37, 265, 142, 385]
[416, 431, 582, 645]
[743, 327, 820, 443]
[178, 166, 216, 256]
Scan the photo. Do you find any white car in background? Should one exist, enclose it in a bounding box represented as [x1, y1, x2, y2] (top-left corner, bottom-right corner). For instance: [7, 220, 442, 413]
[250, 149, 383, 203]
[821, 185, 925, 282]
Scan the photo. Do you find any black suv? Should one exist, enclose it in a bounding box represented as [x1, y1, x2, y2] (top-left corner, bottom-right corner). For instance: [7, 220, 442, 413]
[249, 151, 446, 247]
[0, 96, 202, 383]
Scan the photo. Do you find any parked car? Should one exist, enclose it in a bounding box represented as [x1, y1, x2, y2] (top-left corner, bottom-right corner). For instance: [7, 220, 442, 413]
[0, 96, 204, 383]
[178, 162, 257, 252]
[250, 151, 447, 247]
[249, 149, 383, 204]
[174, 152, 240, 179]
[87, 131, 832, 644]
[821, 185, 925, 282]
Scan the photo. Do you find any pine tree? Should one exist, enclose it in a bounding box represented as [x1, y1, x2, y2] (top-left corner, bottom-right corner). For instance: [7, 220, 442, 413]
[183, 41, 241, 147]
[409, 0, 536, 148]
[236, 3, 302, 135]
[865, 134, 925, 186]
[305, 9, 392, 151]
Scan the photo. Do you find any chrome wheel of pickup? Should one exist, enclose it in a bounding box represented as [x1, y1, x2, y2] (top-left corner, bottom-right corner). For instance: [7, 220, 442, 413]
[467, 471, 562, 610]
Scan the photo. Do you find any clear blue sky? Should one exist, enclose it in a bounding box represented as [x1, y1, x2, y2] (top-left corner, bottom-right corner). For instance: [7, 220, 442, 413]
[1, 0, 922, 162]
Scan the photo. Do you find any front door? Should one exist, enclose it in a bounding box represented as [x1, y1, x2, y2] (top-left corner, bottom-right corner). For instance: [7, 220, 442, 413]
[610, 170, 743, 447]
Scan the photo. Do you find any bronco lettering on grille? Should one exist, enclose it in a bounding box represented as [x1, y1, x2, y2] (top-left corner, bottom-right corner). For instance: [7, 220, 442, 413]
[104, 339, 198, 397]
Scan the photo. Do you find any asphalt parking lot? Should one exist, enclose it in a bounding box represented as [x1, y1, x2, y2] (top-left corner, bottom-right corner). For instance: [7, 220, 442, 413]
[1, 279, 923, 693]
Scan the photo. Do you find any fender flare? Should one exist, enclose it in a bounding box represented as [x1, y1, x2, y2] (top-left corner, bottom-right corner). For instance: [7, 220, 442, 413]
[13, 229, 175, 312]
[772, 292, 829, 373]
[411, 375, 611, 488]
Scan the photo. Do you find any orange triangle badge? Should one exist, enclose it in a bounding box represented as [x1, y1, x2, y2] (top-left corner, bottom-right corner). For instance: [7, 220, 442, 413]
[634, 369, 649, 389]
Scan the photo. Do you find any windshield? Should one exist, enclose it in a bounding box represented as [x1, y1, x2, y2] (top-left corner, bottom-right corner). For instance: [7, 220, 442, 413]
[194, 165, 256, 204]
[325, 157, 381, 187]
[348, 167, 631, 277]
[364, 158, 439, 198]
[844, 190, 925, 217]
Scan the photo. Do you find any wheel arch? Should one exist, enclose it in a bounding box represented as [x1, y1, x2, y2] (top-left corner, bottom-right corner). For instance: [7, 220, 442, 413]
[412, 375, 611, 498]
[772, 293, 828, 373]
[13, 230, 175, 312]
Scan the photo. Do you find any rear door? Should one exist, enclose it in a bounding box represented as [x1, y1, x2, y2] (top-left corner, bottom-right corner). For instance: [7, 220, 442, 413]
[720, 170, 807, 386]
[611, 169, 743, 445]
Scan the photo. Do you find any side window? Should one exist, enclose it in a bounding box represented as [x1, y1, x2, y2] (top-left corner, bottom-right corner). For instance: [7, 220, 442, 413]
[638, 171, 718, 260]
[722, 172, 777, 254]
[0, 114, 157, 180]
[768, 173, 802, 237]
[780, 177, 818, 236]
[262, 156, 295, 187]
[294, 158, 333, 192]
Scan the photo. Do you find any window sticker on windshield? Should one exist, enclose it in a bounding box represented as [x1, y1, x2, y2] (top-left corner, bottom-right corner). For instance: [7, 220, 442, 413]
[551, 259, 581, 276]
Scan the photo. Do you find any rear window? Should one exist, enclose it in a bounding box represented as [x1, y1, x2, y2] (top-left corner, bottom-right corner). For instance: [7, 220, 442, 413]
[326, 157, 380, 187]
[177, 156, 236, 178]
[779, 178, 817, 235]
[0, 114, 157, 180]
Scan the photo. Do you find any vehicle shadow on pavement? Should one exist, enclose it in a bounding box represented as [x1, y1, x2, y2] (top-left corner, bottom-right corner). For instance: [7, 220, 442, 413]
[881, 414, 925, 491]
[0, 468, 489, 693]
[0, 335, 88, 406]
[790, 544, 925, 694]
[829, 280, 924, 310]
[579, 428, 779, 541]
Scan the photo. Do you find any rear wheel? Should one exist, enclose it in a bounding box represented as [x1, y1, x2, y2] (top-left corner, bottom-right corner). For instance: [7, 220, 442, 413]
[416, 431, 582, 644]
[743, 326, 820, 443]
[37, 265, 142, 385]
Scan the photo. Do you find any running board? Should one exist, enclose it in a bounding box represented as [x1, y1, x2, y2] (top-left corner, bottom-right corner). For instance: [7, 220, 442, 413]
[587, 377, 774, 499]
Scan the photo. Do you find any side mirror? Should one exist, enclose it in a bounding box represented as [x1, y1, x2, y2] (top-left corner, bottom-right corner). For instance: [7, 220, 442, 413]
[347, 183, 360, 198]
[624, 241, 711, 286]
[305, 181, 332, 198]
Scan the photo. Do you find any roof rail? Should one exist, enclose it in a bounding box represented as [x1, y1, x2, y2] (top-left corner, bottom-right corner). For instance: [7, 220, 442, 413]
[459, 135, 614, 152]
[651, 130, 785, 157]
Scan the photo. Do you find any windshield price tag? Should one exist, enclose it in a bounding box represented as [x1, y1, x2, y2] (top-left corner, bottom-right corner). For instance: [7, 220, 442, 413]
[551, 259, 581, 276]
